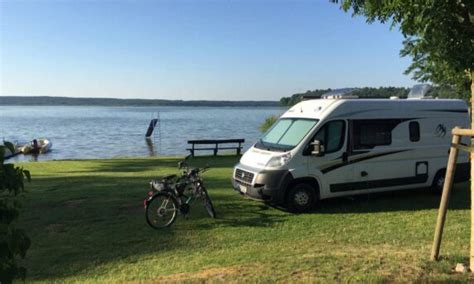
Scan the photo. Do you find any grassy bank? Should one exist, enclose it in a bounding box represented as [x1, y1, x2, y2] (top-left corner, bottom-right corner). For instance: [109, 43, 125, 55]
[19, 156, 471, 282]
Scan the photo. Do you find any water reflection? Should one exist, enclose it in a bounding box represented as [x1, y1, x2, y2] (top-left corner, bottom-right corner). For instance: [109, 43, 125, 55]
[145, 138, 156, 156]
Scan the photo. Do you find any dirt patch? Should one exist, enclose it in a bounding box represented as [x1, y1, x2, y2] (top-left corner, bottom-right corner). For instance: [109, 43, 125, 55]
[133, 266, 244, 283]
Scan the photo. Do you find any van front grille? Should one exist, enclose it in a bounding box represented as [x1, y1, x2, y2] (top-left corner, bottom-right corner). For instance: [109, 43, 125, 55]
[234, 168, 254, 184]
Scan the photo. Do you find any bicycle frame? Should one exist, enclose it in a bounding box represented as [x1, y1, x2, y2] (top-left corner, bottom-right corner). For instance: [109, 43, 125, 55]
[144, 158, 215, 229]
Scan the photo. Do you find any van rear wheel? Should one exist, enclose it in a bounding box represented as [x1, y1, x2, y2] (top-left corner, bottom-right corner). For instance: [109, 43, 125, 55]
[431, 170, 446, 194]
[286, 183, 316, 213]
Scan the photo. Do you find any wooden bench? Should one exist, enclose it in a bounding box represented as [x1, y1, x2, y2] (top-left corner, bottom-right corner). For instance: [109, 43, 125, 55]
[187, 139, 245, 157]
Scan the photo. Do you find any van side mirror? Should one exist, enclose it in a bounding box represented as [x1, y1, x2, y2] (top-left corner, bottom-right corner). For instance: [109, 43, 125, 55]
[311, 140, 324, 156]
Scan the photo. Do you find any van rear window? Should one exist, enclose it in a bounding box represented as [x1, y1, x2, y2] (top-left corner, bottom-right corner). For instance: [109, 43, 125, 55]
[352, 119, 400, 150]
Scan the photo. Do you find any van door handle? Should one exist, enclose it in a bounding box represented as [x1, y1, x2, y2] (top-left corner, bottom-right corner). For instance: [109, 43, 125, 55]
[361, 171, 368, 177]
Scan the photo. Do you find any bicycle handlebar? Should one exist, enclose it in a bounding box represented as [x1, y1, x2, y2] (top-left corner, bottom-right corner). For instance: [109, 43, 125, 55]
[187, 166, 208, 177]
[178, 156, 209, 174]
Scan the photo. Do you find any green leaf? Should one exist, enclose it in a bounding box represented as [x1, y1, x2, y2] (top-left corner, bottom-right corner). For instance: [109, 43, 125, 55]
[23, 170, 31, 183]
[0, 146, 5, 161]
[0, 143, 31, 282]
[3, 142, 15, 155]
[17, 266, 27, 281]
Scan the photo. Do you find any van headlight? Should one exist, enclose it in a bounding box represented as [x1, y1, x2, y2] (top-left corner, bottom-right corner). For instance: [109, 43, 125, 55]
[266, 153, 291, 168]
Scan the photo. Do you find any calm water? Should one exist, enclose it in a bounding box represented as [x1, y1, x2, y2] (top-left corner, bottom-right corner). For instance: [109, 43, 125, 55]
[1, 106, 284, 162]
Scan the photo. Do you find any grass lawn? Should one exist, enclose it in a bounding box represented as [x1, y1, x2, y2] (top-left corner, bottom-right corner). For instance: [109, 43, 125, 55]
[17, 156, 472, 282]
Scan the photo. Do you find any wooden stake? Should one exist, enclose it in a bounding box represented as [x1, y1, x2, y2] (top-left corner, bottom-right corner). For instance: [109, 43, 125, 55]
[431, 129, 461, 261]
[470, 69, 474, 272]
[452, 128, 474, 137]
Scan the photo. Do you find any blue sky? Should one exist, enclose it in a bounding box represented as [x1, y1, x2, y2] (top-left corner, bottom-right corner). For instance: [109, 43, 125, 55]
[0, 0, 416, 100]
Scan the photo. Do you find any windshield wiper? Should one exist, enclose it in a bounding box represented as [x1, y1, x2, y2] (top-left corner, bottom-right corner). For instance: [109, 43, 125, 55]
[258, 139, 291, 152]
[258, 139, 272, 151]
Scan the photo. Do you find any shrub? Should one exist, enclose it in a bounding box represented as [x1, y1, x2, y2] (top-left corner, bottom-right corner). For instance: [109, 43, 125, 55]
[260, 116, 278, 133]
[0, 142, 31, 284]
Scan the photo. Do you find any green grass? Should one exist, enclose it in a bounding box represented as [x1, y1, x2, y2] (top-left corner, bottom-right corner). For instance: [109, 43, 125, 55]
[17, 156, 472, 282]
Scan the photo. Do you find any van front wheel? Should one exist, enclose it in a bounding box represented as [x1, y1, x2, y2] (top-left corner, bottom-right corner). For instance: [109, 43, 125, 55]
[431, 170, 446, 194]
[286, 183, 316, 213]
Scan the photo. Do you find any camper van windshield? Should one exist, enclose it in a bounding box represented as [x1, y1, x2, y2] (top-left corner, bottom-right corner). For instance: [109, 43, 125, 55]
[256, 118, 318, 151]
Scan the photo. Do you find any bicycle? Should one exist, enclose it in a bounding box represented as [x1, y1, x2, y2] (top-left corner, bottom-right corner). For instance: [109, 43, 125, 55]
[144, 159, 216, 229]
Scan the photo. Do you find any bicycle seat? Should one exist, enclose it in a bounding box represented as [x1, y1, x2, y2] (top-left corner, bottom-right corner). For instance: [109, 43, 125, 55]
[151, 180, 166, 191]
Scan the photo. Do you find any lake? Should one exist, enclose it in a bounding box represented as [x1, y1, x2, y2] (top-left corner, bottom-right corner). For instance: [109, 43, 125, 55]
[1, 106, 285, 162]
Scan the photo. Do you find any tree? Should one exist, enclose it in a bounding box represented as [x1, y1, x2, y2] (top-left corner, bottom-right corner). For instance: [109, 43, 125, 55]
[333, 0, 474, 269]
[0, 142, 31, 283]
[334, 0, 473, 93]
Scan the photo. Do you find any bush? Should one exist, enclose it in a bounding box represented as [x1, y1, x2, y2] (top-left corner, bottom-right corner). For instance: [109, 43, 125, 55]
[0, 142, 31, 284]
[260, 116, 278, 133]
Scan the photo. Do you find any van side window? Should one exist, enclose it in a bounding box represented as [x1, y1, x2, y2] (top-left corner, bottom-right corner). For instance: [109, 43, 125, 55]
[409, 121, 420, 142]
[352, 119, 399, 150]
[313, 120, 345, 153]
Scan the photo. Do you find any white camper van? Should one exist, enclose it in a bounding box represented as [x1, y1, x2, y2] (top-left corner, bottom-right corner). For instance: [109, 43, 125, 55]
[232, 88, 470, 212]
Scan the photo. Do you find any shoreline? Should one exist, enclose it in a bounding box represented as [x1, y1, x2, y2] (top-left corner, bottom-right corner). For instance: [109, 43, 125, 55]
[10, 154, 239, 163]
[0, 96, 281, 107]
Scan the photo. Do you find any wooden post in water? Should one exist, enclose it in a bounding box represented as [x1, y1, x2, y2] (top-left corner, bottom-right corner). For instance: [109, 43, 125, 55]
[431, 127, 461, 261]
[145, 119, 159, 138]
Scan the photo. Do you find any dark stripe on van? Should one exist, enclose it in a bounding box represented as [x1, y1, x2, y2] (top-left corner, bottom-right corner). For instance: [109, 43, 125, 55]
[321, 150, 409, 174]
[422, 109, 468, 113]
[330, 174, 428, 192]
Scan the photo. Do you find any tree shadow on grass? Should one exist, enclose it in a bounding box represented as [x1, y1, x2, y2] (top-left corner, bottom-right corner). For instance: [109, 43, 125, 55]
[54, 155, 240, 174]
[23, 158, 470, 282]
[198, 202, 287, 229]
[21, 173, 284, 282]
[315, 182, 470, 214]
[21, 175, 184, 281]
[210, 179, 470, 217]
[211, 181, 470, 216]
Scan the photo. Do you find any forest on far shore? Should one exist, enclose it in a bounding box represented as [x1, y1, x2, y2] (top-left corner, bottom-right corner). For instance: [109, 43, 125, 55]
[0, 96, 279, 107]
[280, 86, 468, 106]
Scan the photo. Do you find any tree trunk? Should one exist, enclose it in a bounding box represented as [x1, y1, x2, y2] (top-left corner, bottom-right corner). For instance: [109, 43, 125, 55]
[470, 69, 474, 272]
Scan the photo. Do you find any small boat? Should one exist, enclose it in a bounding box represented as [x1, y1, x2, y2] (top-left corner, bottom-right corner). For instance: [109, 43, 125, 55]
[19, 139, 52, 154]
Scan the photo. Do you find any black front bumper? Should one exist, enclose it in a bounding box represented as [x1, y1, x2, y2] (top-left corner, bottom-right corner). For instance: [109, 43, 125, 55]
[232, 165, 293, 205]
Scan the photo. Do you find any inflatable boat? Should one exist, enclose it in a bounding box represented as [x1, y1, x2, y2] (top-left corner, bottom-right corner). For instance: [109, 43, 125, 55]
[19, 139, 52, 154]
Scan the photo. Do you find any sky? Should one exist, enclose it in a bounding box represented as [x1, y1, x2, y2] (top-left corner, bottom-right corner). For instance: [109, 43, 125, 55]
[0, 0, 417, 101]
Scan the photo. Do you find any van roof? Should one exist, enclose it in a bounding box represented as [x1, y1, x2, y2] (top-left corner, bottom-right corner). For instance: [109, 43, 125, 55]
[282, 98, 468, 120]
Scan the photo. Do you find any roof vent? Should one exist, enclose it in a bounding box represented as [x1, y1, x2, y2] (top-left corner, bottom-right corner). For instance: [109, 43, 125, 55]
[408, 84, 433, 99]
[321, 88, 359, 99]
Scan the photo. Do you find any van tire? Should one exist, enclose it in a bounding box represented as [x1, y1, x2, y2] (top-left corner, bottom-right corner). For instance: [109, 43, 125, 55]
[431, 170, 446, 194]
[286, 183, 316, 213]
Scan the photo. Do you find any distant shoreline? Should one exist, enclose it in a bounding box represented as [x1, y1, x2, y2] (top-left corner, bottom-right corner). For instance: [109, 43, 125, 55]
[0, 96, 280, 107]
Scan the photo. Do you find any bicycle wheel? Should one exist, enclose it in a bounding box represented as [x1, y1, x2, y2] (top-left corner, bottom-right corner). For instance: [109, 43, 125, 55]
[145, 192, 179, 229]
[199, 186, 216, 218]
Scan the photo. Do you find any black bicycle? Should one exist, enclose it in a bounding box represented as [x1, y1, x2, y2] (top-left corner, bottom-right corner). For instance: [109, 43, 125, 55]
[144, 160, 216, 229]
